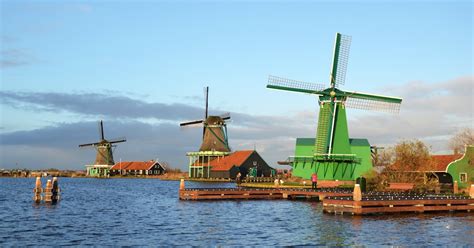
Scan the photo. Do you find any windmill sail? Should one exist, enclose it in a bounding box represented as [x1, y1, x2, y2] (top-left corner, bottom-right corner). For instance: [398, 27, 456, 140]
[330, 33, 352, 88]
[267, 75, 326, 94]
[344, 91, 402, 113]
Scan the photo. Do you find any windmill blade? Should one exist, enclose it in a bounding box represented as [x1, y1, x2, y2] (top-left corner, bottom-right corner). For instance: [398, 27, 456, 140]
[330, 33, 352, 88]
[109, 137, 127, 144]
[98, 120, 105, 140]
[220, 112, 231, 120]
[79, 142, 100, 147]
[267, 75, 326, 94]
[204, 86, 209, 119]
[180, 119, 204, 126]
[344, 91, 402, 113]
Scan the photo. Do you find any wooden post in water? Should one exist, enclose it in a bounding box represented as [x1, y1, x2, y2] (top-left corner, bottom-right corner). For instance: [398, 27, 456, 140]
[180, 179, 185, 190]
[44, 179, 52, 203]
[453, 181, 459, 194]
[470, 184, 474, 199]
[353, 184, 362, 201]
[52, 177, 60, 203]
[33, 177, 43, 203]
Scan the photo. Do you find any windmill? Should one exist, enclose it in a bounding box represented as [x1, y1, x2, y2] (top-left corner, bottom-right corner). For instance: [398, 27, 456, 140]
[267, 33, 402, 181]
[181, 87, 231, 178]
[79, 120, 126, 177]
[180, 86, 231, 153]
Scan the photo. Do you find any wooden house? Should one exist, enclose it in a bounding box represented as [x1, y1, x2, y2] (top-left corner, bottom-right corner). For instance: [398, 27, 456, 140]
[110, 160, 166, 176]
[191, 150, 273, 179]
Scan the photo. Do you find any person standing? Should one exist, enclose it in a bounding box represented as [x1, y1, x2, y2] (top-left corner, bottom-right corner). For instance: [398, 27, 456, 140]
[236, 172, 242, 186]
[311, 173, 318, 190]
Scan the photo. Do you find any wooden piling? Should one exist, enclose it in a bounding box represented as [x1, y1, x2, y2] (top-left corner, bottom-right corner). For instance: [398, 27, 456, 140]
[454, 181, 459, 194]
[470, 184, 474, 199]
[44, 179, 52, 203]
[52, 177, 60, 203]
[33, 177, 43, 203]
[353, 184, 362, 201]
[180, 179, 185, 190]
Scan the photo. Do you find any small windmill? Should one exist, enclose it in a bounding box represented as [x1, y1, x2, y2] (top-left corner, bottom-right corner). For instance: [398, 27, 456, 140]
[267, 33, 402, 180]
[79, 121, 126, 177]
[181, 87, 232, 178]
[180, 86, 231, 153]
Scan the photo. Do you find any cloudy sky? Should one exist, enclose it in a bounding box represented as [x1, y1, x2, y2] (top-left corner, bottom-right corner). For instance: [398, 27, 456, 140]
[1, 1, 472, 170]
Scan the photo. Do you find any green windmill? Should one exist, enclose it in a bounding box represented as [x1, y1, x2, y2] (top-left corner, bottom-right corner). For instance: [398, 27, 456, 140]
[267, 33, 402, 181]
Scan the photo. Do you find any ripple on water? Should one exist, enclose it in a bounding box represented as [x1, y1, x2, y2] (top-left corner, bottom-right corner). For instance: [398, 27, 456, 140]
[0, 178, 473, 246]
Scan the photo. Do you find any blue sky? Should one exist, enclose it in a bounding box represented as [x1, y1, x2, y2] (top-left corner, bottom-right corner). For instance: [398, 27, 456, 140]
[1, 0, 472, 169]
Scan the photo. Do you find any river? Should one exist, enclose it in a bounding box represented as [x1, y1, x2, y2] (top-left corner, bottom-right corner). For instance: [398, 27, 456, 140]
[0, 178, 473, 246]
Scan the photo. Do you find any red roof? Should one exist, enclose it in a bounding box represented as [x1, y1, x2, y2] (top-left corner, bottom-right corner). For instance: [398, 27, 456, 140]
[111, 161, 157, 171]
[193, 150, 254, 171]
[431, 154, 463, 171]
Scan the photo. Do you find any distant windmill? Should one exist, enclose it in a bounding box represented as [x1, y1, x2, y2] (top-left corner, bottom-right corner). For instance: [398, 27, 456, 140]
[267, 33, 402, 180]
[180, 86, 231, 152]
[79, 120, 126, 166]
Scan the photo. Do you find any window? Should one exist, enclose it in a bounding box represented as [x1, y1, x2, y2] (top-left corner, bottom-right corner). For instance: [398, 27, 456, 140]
[460, 173, 467, 183]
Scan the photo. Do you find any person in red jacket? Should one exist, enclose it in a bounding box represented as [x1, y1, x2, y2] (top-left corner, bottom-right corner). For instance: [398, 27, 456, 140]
[311, 173, 318, 190]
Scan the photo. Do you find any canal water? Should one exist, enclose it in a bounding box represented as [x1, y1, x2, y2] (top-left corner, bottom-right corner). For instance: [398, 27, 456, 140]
[1, 178, 473, 246]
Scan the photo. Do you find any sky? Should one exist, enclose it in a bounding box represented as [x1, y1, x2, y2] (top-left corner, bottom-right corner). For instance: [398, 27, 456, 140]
[0, 0, 472, 170]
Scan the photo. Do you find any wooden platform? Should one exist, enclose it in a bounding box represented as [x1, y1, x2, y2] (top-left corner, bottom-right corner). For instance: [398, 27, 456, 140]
[179, 187, 352, 200]
[323, 192, 474, 215]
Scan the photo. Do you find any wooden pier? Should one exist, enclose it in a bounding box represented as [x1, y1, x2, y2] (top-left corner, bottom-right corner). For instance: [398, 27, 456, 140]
[178, 180, 474, 215]
[179, 187, 352, 200]
[323, 192, 474, 215]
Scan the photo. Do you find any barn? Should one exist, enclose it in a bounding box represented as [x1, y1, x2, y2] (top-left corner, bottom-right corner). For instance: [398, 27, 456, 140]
[191, 150, 274, 179]
[110, 160, 167, 176]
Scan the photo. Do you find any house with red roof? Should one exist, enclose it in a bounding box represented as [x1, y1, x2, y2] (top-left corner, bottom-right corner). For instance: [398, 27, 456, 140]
[110, 160, 166, 176]
[191, 150, 273, 179]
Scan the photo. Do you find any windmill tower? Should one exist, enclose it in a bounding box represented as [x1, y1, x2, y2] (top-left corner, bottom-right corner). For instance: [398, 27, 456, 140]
[79, 120, 126, 177]
[267, 33, 402, 181]
[180, 87, 232, 178]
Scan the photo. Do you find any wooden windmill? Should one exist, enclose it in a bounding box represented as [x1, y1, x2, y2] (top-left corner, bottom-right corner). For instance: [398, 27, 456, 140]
[180, 87, 231, 152]
[267, 33, 402, 181]
[181, 87, 232, 178]
[79, 120, 126, 177]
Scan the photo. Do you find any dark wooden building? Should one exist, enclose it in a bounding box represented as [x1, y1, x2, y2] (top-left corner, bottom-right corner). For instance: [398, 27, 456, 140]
[193, 150, 273, 179]
[110, 160, 166, 176]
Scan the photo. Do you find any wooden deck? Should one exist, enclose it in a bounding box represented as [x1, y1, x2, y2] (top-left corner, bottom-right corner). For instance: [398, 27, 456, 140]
[323, 192, 474, 215]
[179, 187, 352, 200]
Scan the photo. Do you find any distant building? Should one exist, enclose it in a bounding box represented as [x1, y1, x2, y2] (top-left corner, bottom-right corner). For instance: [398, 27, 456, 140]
[190, 150, 274, 179]
[110, 160, 167, 176]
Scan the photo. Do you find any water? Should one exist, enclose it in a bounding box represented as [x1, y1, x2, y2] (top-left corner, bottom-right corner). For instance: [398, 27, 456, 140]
[0, 178, 473, 246]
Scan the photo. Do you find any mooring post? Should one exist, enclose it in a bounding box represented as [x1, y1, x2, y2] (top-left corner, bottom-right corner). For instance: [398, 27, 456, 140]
[453, 181, 459, 194]
[44, 179, 52, 203]
[33, 177, 43, 203]
[180, 179, 185, 190]
[52, 177, 60, 203]
[274, 178, 280, 189]
[469, 184, 474, 199]
[353, 184, 362, 201]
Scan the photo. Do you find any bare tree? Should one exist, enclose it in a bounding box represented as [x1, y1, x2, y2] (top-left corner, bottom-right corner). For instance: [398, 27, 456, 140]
[449, 128, 474, 154]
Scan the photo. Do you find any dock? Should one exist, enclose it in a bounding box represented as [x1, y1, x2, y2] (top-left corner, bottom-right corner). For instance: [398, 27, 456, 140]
[323, 191, 474, 215]
[179, 187, 352, 200]
[179, 180, 474, 215]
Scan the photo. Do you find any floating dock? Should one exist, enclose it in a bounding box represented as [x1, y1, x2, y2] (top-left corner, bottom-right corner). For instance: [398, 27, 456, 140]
[179, 187, 352, 200]
[323, 192, 474, 215]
